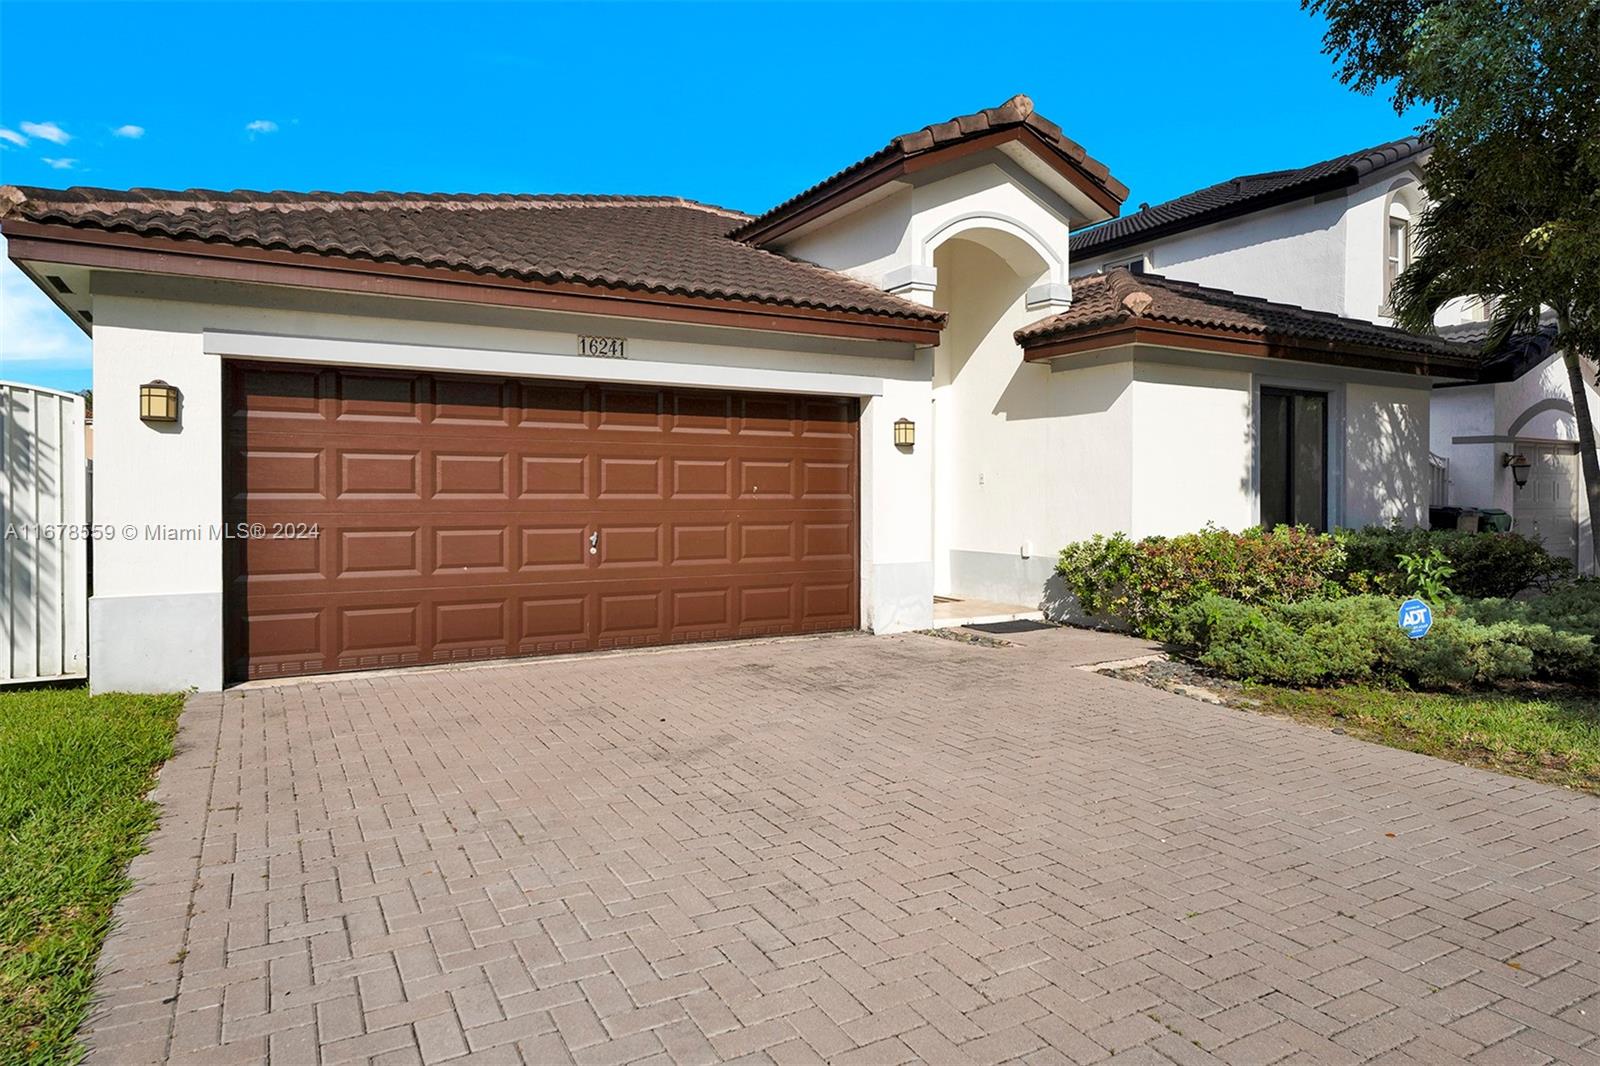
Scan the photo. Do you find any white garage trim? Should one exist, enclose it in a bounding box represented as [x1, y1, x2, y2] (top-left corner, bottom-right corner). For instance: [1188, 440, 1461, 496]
[203, 330, 887, 398]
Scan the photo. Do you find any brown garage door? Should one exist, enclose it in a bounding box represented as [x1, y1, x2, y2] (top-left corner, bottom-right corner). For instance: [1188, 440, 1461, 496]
[224, 362, 859, 681]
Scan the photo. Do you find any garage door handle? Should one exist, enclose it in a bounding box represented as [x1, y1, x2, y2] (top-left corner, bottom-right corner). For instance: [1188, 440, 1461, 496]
[589, 530, 599, 555]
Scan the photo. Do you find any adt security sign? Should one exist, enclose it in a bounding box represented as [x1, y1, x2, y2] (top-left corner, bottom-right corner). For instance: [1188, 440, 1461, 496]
[1398, 598, 1433, 639]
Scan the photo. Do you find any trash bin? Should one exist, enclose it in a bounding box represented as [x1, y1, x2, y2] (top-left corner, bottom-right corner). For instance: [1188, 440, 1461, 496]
[1478, 508, 1513, 533]
[1429, 506, 1462, 531]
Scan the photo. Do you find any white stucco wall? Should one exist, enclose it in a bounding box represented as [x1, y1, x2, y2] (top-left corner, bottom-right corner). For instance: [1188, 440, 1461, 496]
[1431, 351, 1598, 569]
[86, 276, 933, 692]
[1430, 384, 1497, 509]
[780, 159, 1078, 311]
[925, 237, 1134, 604]
[1072, 159, 1494, 333]
[1080, 196, 1351, 316]
[1344, 380, 1432, 527]
[1129, 361, 1254, 537]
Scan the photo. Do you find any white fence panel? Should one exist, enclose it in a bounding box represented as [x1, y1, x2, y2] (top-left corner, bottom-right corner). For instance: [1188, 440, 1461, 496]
[1, 381, 88, 683]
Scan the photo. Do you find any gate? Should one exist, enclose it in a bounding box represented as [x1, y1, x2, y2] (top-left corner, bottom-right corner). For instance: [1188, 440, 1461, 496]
[1, 381, 88, 683]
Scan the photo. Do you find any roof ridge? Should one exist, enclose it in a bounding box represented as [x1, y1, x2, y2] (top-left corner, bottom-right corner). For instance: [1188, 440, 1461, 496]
[0, 185, 753, 221]
[1070, 135, 1428, 255]
[731, 93, 1126, 242]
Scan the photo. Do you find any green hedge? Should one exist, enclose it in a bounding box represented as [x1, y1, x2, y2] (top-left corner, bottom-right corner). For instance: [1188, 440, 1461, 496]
[1173, 591, 1598, 690]
[1057, 525, 1579, 642]
[1055, 526, 1345, 640]
[1337, 526, 1573, 598]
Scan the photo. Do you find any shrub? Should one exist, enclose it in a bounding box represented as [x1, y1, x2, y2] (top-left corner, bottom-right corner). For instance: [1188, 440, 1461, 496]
[1174, 593, 1595, 690]
[1460, 578, 1600, 683]
[1055, 526, 1345, 639]
[1338, 526, 1572, 598]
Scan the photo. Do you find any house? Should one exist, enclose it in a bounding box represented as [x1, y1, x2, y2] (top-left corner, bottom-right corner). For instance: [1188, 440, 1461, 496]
[1071, 138, 1599, 568]
[1, 95, 1486, 694]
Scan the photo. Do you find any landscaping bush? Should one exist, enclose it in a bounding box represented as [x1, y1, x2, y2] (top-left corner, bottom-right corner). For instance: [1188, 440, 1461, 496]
[1460, 578, 1600, 682]
[1055, 526, 1345, 639]
[1337, 526, 1573, 598]
[1175, 593, 1596, 690]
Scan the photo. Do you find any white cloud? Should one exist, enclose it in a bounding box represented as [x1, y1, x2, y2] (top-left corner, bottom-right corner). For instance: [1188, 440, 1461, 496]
[0, 258, 92, 369]
[245, 119, 279, 135]
[41, 158, 77, 170]
[112, 124, 145, 139]
[0, 127, 26, 148]
[20, 120, 70, 145]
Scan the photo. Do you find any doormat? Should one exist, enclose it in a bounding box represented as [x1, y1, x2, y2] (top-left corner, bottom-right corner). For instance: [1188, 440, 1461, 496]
[963, 620, 1054, 634]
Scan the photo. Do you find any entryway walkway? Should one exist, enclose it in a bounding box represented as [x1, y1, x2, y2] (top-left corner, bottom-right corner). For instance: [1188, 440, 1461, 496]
[930, 596, 1045, 627]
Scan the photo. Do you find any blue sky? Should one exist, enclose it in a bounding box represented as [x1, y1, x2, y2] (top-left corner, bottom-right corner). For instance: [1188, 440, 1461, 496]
[0, 0, 1422, 393]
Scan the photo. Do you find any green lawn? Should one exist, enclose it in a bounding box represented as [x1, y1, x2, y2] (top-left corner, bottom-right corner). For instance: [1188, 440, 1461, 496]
[0, 687, 184, 1065]
[1251, 685, 1600, 793]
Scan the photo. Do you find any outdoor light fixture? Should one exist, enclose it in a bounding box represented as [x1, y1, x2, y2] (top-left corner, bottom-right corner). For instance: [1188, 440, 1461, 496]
[139, 380, 180, 424]
[894, 418, 915, 449]
[1503, 452, 1532, 489]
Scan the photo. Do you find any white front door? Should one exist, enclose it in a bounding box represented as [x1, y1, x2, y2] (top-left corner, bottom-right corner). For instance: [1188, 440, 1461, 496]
[1514, 441, 1579, 564]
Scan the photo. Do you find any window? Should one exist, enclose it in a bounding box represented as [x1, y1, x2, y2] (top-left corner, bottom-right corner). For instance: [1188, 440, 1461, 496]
[1384, 215, 1410, 304]
[1260, 388, 1328, 530]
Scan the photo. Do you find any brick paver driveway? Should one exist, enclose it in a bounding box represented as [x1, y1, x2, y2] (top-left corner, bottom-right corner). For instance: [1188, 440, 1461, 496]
[87, 628, 1598, 1065]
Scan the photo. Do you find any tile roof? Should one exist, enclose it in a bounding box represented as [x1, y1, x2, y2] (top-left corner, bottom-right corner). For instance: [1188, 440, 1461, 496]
[1069, 137, 1428, 257]
[731, 95, 1128, 242]
[0, 185, 943, 323]
[1016, 268, 1477, 367]
[1437, 317, 1562, 382]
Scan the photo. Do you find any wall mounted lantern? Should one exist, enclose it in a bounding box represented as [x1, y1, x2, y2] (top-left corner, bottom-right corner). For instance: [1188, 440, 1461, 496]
[139, 380, 181, 424]
[893, 418, 915, 449]
[1502, 452, 1531, 489]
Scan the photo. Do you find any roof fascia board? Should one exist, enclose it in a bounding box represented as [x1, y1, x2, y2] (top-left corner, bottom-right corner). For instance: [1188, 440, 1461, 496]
[1021, 321, 1479, 378]
[740, 127, 1122, 246]
[3, 221, 945, 346]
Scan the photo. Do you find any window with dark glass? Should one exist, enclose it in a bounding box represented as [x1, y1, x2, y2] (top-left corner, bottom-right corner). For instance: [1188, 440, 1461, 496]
[1260, 388, 1328, 530]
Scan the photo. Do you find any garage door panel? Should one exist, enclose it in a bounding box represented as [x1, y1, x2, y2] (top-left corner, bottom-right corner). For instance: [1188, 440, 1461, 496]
[670, 523, 732, 564]
[670, 458, 732, 497]
[739, 522, 794, 562]
[237, 448, 325, 499]
[518, 594, 590, 651]
[227, 363, 857, 680]
[597, 386, 665, 430]
[237, 532, 324, 580]
[433, 376, 514, 425]
[671, 392, 735, 432]
[433, 452, 512, 499]
[517, 526, 589, 571]
[338, 450, 423, 499]
[799, 397, 857, 436]
[598, 457, 664, 498]
[520, 453, 591, 498]
[335, 371, 427, 422]
[518, 381, 591, 427]
[232, 365, 326, 421]
[337, 528, 421, 577]
[427, 526, 504, 574]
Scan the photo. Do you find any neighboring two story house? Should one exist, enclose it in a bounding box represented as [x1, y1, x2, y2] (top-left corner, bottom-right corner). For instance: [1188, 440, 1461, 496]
[2, 96, 1492, 692]
[1071, 139, 1598, 569]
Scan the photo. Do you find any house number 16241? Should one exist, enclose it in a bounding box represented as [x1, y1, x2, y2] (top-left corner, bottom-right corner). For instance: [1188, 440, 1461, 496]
[577, 335, 626, 359]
